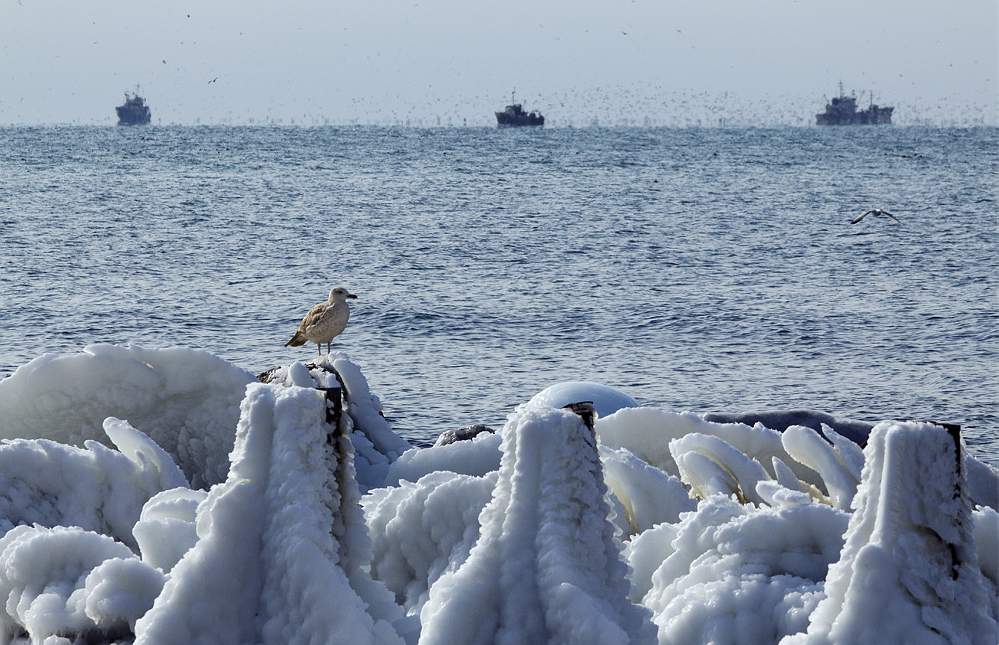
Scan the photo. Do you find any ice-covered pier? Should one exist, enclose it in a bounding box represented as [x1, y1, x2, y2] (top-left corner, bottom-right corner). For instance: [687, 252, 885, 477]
[0, 345, 995, 645]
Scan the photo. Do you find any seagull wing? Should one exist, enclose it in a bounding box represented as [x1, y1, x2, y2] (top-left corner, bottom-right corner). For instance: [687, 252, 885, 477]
[297, 302, 329, 333]
[851, 210, 872, 224]
[881, 210, 901, 223]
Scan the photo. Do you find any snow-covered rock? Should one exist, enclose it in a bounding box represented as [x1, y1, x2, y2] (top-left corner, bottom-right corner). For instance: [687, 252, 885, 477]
[526, 381, 638, 418]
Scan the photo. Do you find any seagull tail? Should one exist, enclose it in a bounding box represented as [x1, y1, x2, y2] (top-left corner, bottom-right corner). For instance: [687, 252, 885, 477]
[285, 331, 306, 347]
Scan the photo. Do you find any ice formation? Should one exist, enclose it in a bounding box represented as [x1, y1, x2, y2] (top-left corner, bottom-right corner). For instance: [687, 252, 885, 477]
[669, 433, 770, 504]
[599, 445, 696, 536]
[134, 382, 404, 645]
[363, 470, 498, 614]
[0, 525, 164, 643]
[784, 421, 997, 645]
[597, 408, 800, 483]
[385, 431, 501, 485]
[0, 417, 188, 547]
[0, 344, 253, 487]
[630, 495, 848, 643]
[703, 410, 873, 448]
[418, 406, 657, 645]
[971, 506, 999, 587]
[1, 347, 997, 645]
[780, 425, 860, 510]
[259, 354, 411, 490]
[132, 487, 207, 574]
[526, 381, 639, 417]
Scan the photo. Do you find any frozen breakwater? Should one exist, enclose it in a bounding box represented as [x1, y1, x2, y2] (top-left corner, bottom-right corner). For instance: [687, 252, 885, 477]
[0, 345, 996, 645]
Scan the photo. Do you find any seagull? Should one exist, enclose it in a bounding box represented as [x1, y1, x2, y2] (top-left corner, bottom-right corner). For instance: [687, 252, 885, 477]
[285, 287, 358, 355]
[851, 208, 900, 224]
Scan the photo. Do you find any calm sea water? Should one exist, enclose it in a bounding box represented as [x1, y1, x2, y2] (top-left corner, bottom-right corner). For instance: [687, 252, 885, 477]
[1, 126, 996, 464]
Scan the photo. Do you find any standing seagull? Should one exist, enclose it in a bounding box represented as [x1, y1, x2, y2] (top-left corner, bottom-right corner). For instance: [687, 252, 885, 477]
[851, 208, 901, 224]
[285, 287, 358, 355]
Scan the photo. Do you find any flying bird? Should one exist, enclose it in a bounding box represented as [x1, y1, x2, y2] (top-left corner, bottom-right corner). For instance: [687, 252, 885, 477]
[286, 287, 358, 355]
[208, 77, 218, 84]
[851, 208, 900, 224]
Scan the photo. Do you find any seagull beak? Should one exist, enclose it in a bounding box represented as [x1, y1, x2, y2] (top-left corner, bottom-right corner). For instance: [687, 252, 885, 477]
[347, 293, 358, 299]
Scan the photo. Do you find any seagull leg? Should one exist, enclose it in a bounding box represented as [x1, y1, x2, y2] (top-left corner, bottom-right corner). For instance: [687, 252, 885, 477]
[326, 341, 331, 354]
[317, 343, 322, 356]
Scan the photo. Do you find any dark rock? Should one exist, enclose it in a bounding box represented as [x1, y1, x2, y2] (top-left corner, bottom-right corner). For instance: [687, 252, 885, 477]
[703, 409, 874, 447]
[434, 424, 496, 447]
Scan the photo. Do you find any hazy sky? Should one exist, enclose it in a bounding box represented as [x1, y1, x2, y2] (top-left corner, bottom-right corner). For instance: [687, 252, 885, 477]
[1, 0, 996, 125]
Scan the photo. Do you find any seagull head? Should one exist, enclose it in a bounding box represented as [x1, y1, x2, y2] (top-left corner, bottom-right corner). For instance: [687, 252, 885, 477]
[328, 287, 358, 302]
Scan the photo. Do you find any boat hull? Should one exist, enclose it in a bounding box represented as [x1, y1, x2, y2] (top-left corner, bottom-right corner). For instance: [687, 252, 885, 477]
[495, 112, 544, 127]
[816, 106, 892, 126]
[116, 106, 152, 126]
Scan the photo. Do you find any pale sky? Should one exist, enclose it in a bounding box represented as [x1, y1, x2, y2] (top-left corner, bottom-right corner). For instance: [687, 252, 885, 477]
[1, 0, 996, 125]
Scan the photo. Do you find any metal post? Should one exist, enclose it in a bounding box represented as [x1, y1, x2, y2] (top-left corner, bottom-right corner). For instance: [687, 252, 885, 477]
[563, 401, 596, 433]
[316, 385, 342, 428]
[928, 421, 963, 580]
[312, 364, 344, 436]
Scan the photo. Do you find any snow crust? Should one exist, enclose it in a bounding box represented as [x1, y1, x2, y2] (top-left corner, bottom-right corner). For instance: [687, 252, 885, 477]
[0, 344, 253, 487]
[418, 406, 656, 645]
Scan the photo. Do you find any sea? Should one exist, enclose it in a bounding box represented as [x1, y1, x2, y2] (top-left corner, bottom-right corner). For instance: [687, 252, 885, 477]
[1, 126, 996, 465]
